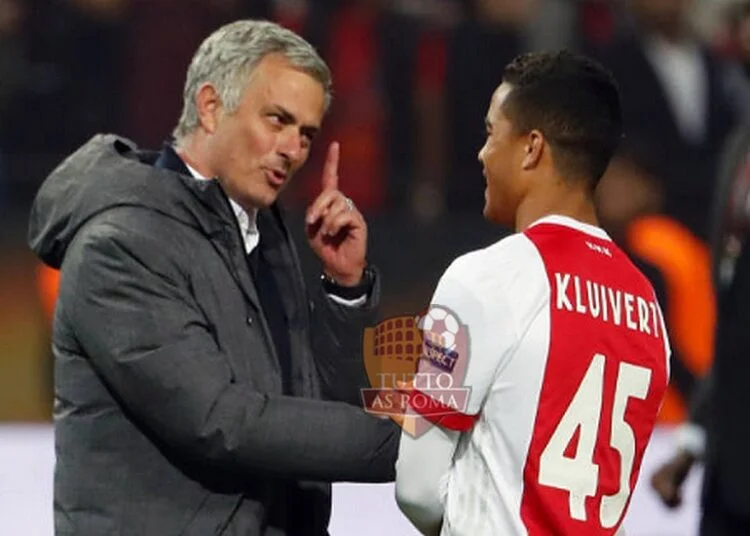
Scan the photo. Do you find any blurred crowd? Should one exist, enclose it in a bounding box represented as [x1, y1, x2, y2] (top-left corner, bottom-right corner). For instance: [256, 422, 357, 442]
[1, 0, 748, 224]
[5, 0, 750, 423]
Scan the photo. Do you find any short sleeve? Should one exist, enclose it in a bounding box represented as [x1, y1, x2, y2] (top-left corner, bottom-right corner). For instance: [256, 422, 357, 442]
[415, 262, 519, 417]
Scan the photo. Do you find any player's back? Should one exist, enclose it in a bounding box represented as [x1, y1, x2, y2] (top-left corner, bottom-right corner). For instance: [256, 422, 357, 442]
[442, 215, 670, 536]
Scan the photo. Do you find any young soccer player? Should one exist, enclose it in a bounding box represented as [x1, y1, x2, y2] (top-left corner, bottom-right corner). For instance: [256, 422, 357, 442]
[395, 51, 670, 536]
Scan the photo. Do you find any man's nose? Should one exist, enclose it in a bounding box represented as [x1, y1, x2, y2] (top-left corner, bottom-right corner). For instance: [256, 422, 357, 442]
[277, 128, 303, 163]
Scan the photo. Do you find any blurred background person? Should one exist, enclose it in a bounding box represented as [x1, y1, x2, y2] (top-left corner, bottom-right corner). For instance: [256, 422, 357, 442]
[592, 0, 738, 243]
[596, 153, 716, 425]
[715, 0, 750, 121]
[650, 120, 750, 536]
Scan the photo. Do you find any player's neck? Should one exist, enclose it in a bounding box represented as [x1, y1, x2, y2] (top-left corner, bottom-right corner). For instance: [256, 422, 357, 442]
[515, 185, 598, 232]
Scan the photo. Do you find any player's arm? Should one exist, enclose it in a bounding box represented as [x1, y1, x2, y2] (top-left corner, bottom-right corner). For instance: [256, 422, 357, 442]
[395, 425, 458, 535]
[395, 267, 515, 533]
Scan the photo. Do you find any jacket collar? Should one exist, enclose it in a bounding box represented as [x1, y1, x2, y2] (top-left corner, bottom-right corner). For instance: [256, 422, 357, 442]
[151, 143, 237, 237]
[154, 142, 191, 175]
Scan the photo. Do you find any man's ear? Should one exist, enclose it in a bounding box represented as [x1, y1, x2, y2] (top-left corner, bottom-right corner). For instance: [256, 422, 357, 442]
[521, 130, 544, 170]
[195, 83, 222, 134]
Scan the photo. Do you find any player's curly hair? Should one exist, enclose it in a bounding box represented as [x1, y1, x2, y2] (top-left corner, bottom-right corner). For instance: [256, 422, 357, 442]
[501, 51, 622, 187]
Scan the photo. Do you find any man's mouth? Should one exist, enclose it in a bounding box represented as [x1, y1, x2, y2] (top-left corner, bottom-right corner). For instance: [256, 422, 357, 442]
[264, 167, 288, 187]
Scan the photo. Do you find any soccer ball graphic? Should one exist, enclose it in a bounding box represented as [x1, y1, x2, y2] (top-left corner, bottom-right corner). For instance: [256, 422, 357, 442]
[418, 306, 460, 351]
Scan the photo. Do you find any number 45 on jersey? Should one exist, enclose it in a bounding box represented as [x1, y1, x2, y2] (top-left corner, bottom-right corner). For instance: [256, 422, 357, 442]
[538, 353, 651, 528]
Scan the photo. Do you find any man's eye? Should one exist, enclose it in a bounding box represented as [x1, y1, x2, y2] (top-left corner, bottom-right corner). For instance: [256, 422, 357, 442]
[268, 114, 283, 125]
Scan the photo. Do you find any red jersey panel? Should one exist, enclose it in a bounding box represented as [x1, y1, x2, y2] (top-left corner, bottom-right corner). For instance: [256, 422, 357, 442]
[520, 223, 669, 535]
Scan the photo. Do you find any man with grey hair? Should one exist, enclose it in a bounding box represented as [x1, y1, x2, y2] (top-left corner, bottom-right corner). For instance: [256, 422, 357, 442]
[28, 20, 400, 535]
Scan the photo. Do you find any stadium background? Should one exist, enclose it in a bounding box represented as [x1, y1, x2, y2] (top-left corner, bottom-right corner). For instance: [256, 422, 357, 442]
[1, 0, 749, 534]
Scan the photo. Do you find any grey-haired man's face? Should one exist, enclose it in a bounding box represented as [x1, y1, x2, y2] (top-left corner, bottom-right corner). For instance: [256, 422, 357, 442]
[205, 53, 326, 209]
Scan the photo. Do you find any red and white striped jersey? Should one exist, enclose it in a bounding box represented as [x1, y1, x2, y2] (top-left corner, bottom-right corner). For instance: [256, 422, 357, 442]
[412, 215, 670, 536]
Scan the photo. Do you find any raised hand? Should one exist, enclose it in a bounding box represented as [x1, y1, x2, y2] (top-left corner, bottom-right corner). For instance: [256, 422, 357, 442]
[305, 142, 368, 286]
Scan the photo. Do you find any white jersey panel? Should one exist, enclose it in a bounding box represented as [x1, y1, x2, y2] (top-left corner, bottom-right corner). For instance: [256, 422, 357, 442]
[439, 233, 551, 536]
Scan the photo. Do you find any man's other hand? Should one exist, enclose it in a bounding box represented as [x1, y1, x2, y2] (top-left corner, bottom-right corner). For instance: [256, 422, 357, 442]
[650, 450, 696, 509]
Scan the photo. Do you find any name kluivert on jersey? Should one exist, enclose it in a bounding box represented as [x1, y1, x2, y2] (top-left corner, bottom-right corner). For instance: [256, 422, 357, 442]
[554, 272, 662, 338]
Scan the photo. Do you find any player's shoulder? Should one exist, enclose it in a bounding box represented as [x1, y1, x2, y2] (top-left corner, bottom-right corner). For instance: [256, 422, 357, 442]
[524, 215, 655, 289]
[442, 232, 546, 295]
[616, 247, 660, 296]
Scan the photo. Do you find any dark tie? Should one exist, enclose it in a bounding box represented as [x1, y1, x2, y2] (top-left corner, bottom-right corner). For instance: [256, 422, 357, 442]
[247, 243, 261, 280]
[247, 241, 292, 395]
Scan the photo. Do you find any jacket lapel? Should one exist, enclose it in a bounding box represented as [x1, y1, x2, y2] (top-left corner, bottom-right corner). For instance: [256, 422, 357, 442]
[257, 208, 300, 324]
[153, 145, 263, 313]
[258, 206, 320, 397]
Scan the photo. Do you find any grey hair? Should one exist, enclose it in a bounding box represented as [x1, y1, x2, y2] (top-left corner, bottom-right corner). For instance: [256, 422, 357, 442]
[172, 20, 332, 142]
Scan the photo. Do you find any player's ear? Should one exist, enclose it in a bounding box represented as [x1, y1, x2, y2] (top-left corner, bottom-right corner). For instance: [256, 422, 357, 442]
[521, 130, 544, 170]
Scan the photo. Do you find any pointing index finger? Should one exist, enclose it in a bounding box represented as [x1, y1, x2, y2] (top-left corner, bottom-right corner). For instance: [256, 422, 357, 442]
[321, 141, 339, 191]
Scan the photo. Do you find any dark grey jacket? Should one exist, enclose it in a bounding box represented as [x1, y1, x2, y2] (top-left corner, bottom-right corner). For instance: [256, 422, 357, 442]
[28, 135, 400, 536]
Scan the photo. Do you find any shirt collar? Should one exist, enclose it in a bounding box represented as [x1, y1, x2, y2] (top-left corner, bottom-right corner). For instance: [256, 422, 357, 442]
[527, 214, 611, 241]
[183, 161, 260, 254]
